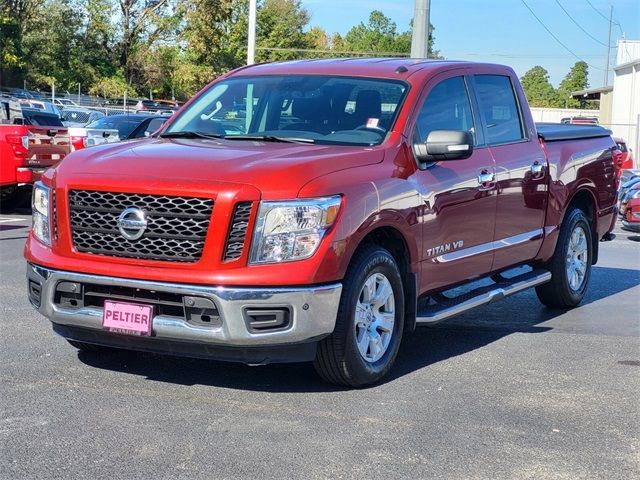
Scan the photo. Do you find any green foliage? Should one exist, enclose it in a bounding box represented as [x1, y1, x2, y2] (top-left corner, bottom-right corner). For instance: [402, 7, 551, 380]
[520, 66, 558, 108]
[342, 10, 439, 58]
[88, 74, 135, 98]
[256, 0, 311, 62]
[4, 1, 445, 99]
[0, 16, 24, 85]
[556, 61, 590, 108]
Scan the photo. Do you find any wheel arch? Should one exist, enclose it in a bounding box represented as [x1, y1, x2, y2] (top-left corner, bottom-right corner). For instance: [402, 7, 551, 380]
[350, 226, 417, 334]
[565, 187, 599, 265]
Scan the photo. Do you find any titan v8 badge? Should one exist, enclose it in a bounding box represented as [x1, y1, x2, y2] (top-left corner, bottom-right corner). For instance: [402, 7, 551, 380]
[426, 240, 464, 257]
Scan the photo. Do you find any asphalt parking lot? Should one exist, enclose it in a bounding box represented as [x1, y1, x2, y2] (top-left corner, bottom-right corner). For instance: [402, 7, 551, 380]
[1, 209, 639, 480]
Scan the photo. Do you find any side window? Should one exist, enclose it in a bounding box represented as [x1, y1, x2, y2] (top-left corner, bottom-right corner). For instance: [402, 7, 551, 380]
[414, 76, 475, 144]
[144, 117, 166, 136]
[474, 75, 524, 144]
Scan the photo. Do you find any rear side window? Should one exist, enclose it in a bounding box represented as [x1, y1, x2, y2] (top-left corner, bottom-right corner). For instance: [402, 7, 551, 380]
[414, 76, 475, 143]
[474, 75, 524, 145]
[24, 113, 63, 127]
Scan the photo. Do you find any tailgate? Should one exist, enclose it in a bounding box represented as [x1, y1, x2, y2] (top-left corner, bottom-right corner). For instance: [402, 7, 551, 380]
[84, 128, 120, 147]
[27, 127, 72, 168]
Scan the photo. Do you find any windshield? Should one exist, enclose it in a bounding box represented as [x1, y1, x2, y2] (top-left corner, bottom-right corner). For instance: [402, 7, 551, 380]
[164, 75, 408, 146]
[87, 117, 142, 138]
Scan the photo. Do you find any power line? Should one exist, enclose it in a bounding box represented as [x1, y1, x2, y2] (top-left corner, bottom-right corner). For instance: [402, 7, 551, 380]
[519, 0, 605, 71]
[554, 0, 610, 48]
[585, 0, 624, 36]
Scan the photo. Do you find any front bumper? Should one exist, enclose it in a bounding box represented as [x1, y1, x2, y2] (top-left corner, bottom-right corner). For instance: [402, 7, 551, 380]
[27, 263, 342, 363]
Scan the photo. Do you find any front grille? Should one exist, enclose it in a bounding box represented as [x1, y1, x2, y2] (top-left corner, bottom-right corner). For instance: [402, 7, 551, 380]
[68, 190, 213, 262]
[223, 202, 253, 261]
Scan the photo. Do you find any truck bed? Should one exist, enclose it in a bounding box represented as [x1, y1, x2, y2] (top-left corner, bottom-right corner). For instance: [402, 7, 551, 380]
[536, 122, 612, 142]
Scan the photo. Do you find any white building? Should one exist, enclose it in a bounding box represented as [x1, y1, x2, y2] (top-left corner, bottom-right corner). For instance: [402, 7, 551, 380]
[610, 40, 640, 166]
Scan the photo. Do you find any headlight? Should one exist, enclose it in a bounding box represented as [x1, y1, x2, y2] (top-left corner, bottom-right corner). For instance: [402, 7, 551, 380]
[249, 196, 341, 264]
[32, 182, 51, 246]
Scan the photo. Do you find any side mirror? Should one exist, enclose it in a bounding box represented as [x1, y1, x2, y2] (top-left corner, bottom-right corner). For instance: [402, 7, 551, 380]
[414, 130, 474, 168]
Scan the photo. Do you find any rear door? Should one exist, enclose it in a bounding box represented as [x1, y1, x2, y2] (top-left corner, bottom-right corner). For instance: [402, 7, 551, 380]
[409, 72, 497, 292]
[471, 73, 547, 271]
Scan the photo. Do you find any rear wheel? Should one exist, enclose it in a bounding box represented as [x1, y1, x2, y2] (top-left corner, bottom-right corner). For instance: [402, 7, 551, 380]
[314, 245, 404, 387]
[536, 207, 592, 308]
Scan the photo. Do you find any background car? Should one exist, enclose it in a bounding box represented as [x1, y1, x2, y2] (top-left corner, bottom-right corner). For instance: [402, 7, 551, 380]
[85, 113, 170, 140]
[53, 98, 79, 109]
[614, 137, 634, 178]
[61, 107, 105, 127]
[619, 181, 640, 217]
[622, 197, 640, 233]
[20, 107, 64, 127]
[20, 100, 62, 117]
[68, 113, 170, 151]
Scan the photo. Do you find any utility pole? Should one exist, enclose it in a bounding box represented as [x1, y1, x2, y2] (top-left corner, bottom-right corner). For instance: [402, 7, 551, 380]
[411, 0, 431, 58]
[604, 5, 613, 86]
[247, 0, 257, 65]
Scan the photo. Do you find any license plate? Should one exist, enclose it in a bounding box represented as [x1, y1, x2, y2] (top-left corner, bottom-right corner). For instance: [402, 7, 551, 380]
[103, 300, 153, 336]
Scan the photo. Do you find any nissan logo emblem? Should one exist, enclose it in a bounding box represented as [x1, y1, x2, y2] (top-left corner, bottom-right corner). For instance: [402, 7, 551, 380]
[117, 207, 148, 241]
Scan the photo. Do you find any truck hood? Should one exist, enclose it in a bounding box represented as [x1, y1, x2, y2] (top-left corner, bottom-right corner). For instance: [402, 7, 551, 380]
[54, 137, 384, 198]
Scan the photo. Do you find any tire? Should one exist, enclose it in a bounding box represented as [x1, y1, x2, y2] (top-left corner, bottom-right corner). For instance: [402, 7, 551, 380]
[66, 339, 117, 353]
[536, 207, 593, 308]
[313, 245, 405, 387]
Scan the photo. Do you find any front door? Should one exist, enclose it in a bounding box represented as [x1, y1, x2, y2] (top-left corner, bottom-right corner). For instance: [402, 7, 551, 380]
[409, 74, 498, 293]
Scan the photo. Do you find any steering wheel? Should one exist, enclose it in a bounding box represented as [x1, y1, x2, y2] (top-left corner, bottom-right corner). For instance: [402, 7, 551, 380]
[354, 124, 386, 134]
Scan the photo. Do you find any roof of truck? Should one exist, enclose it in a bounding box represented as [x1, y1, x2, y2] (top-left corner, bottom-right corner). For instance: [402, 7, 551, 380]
[228, 58, 480, 80]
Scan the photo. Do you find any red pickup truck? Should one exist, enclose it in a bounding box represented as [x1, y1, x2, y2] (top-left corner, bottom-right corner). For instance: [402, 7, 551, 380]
[25, 59, 619, 386]
[1, 108, 71, 209]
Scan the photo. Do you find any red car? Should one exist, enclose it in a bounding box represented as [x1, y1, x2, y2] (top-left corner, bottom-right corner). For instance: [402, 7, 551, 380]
[1, 108, 70, 209]
[622, 197, 640, 233]
[614, 137, 634, 183]
[25, 59, 618, 386]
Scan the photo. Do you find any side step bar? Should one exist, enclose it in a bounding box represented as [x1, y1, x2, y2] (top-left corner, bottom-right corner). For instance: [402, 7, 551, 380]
[415, 269, 552, 325]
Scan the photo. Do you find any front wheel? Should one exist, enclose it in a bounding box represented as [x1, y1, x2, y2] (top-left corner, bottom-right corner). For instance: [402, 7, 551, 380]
[314, 245, 404, 387]
[536, 207, 593, 308]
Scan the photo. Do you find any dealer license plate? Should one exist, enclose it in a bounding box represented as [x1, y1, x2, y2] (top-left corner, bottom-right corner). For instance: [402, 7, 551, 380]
[103, 300, 153, 336]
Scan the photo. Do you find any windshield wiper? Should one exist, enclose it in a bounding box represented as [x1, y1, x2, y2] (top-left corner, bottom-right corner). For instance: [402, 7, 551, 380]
[159, 131, 224, 139]
[222, 135, 316, 144]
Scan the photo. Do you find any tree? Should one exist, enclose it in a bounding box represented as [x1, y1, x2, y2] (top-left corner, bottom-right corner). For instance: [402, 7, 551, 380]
[556, 61, 589, 108]
[256, 0, 311, 62]
[342, 11, 439, 58]
[20, 0, 85, 89]
[117, 0, 173, 82]
[520, 66, 557, 108]
[0, 16, 23, 86]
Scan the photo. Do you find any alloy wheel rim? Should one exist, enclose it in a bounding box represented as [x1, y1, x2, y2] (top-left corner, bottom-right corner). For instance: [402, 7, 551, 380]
[566, 225, 588, 291]
[354, 272, 395, 363]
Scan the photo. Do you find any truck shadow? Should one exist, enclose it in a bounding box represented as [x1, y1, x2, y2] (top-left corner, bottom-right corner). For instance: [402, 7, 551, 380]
[77, 265, 640, 392]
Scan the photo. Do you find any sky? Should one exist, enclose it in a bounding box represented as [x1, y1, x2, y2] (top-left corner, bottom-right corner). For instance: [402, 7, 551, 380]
[302, 0, 640, 88]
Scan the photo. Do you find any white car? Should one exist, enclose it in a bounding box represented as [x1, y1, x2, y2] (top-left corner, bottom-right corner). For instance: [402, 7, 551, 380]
[53, 98, 79, 108]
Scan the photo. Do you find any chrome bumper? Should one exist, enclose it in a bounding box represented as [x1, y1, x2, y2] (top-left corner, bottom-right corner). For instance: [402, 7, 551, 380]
[27, 264, 342, 347]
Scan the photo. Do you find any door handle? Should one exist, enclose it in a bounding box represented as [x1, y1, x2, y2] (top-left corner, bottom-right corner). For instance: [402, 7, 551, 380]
[531, 162, 544, 175]
[478, 171, 495, 184]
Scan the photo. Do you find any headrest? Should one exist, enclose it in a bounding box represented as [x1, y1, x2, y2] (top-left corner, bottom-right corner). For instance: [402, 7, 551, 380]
[355, 90, 382, 119]
[292, 96, 330, 120]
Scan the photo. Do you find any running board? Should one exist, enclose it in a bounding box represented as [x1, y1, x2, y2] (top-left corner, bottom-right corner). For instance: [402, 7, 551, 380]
[415, 269, 552, 325]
